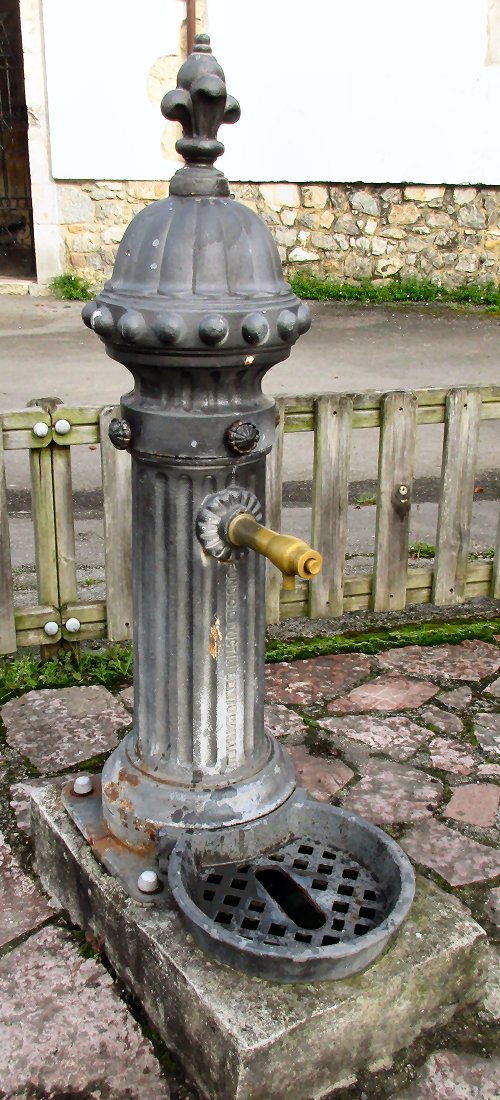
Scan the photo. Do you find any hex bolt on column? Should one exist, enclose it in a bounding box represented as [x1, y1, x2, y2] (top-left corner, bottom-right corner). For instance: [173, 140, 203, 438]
[58, 33, 414, 986]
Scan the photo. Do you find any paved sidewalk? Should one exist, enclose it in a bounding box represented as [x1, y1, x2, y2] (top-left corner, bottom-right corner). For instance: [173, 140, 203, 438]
[2, 639, 500, 1097]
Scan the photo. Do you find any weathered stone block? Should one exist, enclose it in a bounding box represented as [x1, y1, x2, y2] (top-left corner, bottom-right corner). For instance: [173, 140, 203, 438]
[0, 830, 54, 947]
[302, 185, 329, 208]
[32, 785, 487, 1100]
[350, 191, 380, 216]
[1, 685, 130, 773]
[388, 203, 420, 225]
[259, 183, 300, 209]
[0, 925, 170, 1098]
[404, 186, 446, 202]
[288, 246, 319, 262]
[342, 761, 442, 824]
[402, 819, 500, 885]
[327, 675, 438, 715]
[56, 184, 95, 224]
[445, 784, 500, 828]
[427, 737, 473, 775]
[458, 204, 486, 229]
[285, 746, 354, 801]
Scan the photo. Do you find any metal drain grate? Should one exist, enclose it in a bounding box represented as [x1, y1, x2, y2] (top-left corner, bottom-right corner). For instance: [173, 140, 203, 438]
[194, 837, 389, 950]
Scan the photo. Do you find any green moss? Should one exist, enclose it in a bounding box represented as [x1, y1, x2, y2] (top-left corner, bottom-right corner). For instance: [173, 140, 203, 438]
[290, 273, 500, 309]
[265, 617, 500, 664]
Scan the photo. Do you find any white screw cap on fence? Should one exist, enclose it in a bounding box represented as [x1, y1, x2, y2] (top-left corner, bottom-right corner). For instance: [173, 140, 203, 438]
[73, 775, 93, 796]
[33, 422, 49, 438]
[54, 419, 71, 435]
[43, 621, 59, 636]
[65, 617, 81, 633]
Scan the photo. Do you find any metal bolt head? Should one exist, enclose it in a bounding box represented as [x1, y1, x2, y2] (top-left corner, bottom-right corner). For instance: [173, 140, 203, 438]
[137, 869, 160, 894]
[399, 484, 408, 495]
[33, 421, 49, 438]
[226, 421, 260, 455]
[108, 417, 132, 450]
[43, 621, 59, 637]
[73, 775, 93, 796]
[54, 418, 71, 435]
[65, 617, 81, 633]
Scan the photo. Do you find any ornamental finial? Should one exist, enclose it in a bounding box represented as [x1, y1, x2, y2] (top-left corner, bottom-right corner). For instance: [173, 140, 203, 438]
[161, 34, 240, 197]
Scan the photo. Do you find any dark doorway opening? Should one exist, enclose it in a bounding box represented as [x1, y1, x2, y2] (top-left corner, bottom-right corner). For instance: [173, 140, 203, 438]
[0, 0, 35, 279]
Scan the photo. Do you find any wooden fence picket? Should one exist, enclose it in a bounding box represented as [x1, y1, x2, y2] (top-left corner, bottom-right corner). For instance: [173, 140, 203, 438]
[492, 505, 500, 599]
[372, 391, 418, 612]
[433, 388, 482, 605]
[0, 420, 16, 655]
[265, 397, 285, 625]
[100, 407, 133, 641]
[51, 444, 78, 618]
[309, 394, 353, 618]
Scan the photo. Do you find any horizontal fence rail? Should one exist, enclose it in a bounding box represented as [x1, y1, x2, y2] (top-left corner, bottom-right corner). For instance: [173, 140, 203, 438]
[1, 385, 499, 653]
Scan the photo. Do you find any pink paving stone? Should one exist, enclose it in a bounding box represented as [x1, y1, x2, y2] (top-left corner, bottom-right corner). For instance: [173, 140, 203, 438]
[484, 676, 500, 699]
[427, 737, 474, 775]
[474, 712, 500, 755]
[119, 684, 134, 709]
[264, 702, 307, 742]
[318, 714, 432, 762]
[394, 1050, 500, 1100]
[0, 685, 131, 773]
[401, 819, 500, 885]
[342, 760, 442, 825]
[420, 705, 464, 735]
[0, 925, 170, 1098]
[327, 675, 438, 715]
[0, 830, 54, 947]
[264, 653, 372, 705]
[378, 639, 500, 683]
[285, 745, 354, 802]
[444, 783, 500, 828]
[478, 764, 500, 776]
[438, 685, 473, 710]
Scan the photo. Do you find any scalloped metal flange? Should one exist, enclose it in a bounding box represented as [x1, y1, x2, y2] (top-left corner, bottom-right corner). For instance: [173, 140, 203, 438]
[196, 487, 262, 562]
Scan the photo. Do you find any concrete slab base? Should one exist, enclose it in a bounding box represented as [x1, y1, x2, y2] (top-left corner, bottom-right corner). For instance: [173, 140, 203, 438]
[32, 784, 487, 1100]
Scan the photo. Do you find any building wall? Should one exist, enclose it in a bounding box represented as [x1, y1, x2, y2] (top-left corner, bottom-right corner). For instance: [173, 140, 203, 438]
[58, 180, 500, 289]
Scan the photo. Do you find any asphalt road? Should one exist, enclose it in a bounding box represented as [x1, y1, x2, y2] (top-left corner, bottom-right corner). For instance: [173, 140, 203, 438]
[1, 295, 500, 494]
[2, 295, 499, 575]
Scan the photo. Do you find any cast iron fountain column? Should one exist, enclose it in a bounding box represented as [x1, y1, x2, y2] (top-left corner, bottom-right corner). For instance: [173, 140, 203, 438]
[81, 33, 316, 850]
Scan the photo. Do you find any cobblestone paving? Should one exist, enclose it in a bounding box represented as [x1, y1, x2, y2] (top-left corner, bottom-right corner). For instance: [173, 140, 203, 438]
[2, 637, 500, 1098]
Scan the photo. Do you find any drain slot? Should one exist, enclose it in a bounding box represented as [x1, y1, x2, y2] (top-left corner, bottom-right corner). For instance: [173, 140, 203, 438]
[255, 867, 326, 930]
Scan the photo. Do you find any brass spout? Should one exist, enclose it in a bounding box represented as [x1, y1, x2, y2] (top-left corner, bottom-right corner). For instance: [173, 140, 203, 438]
[227, 513, 322, 591]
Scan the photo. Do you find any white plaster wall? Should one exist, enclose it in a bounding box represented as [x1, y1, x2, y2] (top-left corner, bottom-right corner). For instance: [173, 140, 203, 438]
[19, 0, 62, 281]
[40, 0, 500, 186]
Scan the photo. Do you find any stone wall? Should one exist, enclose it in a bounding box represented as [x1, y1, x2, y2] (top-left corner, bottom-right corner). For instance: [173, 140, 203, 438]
[56, 180, 500, 289]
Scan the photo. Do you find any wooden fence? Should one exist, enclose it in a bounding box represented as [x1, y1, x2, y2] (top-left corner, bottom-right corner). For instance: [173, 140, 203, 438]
[1, 385, 500, 654]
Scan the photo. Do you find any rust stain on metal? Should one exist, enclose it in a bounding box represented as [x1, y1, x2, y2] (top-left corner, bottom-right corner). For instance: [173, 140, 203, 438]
[103, 781, 119, 802]
[209, 616, 222, 659]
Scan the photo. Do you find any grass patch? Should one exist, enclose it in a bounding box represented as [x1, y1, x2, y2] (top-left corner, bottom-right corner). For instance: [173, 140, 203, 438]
[355, 495, 376, 506]
[49, 273, 95, 301]
[408, 542, 435, 559]
[469, 547, 495, 560]
[0, 645, 132, 706]
[2, 619, 500, 699]
[291, 273, 500, 309]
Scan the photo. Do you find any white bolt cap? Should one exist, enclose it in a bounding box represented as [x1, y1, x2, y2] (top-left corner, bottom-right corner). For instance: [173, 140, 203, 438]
[33, 421, 49, 438]
[65, 617, 80, 633]
[137, 870, 160, 894]
[73, 775, 93, 795]
[43, 621, 59, 637]
[54, 418, 71, 435]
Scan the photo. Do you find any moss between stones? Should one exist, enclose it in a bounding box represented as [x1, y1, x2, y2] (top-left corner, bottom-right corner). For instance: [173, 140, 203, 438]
[1, 618, 499, 704]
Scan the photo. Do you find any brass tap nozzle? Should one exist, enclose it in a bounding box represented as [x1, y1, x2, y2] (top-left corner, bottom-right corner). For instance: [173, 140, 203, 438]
[227, 513, 322, 591]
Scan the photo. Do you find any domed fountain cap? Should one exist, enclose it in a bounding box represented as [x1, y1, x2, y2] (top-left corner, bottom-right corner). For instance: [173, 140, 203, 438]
[83, 35, 311, 367]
